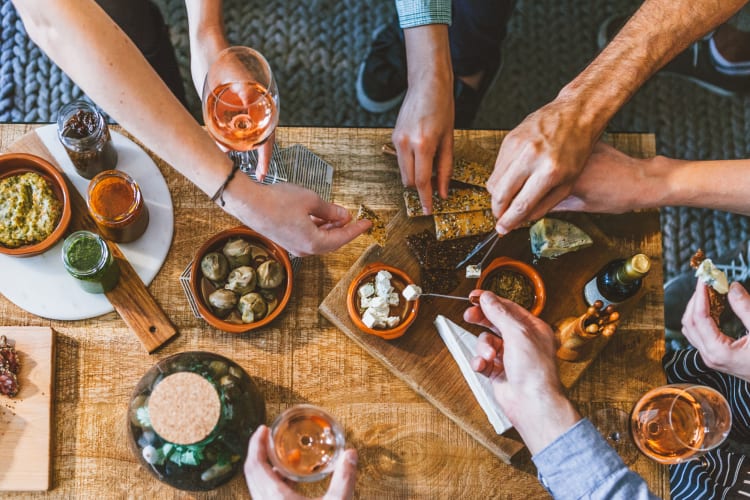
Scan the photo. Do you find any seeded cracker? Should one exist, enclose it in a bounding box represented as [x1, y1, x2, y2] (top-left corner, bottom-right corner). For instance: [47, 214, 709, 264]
[357, 204, 386, 246]
[403, 188, 491, 218]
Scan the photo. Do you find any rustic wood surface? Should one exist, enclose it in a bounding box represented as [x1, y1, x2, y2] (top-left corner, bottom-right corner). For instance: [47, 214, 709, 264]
[0, 124, 669, 499]
[0, 326, 55, 491]
[6, 131, 177, 353]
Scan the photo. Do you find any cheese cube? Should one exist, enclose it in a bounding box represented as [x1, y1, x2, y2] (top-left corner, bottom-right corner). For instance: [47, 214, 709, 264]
[387, 292, 400, 306]
[402, 284, 422, 301]
[360, 296, 373, 309]
[362, 308, 384, 329]
[385, 316, 401, 328]
[358, 283, 375, 299]
[465, 265, 481, 279]
[375, 271, 393, 297]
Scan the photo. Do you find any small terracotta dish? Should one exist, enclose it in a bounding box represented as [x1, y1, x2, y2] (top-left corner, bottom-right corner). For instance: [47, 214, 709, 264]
[347, 263, 419, 340]
[0, 153, 72, 257]
[477, 257, 546, 316]
[189, 226, 293, 334]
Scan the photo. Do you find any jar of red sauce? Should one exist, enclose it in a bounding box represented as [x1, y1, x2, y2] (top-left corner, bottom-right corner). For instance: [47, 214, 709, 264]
[87, 170, 149, 243]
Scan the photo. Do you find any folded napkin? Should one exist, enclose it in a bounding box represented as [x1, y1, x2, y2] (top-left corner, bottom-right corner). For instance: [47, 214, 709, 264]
[434, 315, 512, 434]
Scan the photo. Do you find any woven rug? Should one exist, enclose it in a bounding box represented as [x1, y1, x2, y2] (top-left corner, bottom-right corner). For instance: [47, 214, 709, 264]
[2, 0, 749, 280]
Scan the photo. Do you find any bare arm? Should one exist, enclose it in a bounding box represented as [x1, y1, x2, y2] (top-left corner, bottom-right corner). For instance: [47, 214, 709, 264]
[393, 24, 453, 214]
[489, 0, 749, 234]
[554, 142, 750, 216]
[185, 0, 228, 97]
[13, 0, 369, 255]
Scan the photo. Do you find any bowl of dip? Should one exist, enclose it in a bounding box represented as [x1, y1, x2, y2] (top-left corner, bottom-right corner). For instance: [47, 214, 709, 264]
[346, 263, 419, 340]
[0, 153, 72, 257]
[477, 257, 546, 316]
[189, 226, 293, 334]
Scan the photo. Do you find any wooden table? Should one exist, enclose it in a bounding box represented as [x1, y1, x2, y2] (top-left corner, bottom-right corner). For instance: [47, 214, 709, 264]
[0, 125, 669, 499]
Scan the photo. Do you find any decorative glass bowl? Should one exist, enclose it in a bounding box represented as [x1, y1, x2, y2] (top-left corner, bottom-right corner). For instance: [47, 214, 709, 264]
[127, 351, 266, 491]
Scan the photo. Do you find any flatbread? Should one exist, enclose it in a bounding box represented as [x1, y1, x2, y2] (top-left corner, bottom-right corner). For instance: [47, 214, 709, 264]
[403, 188, 491, 218]
[357, 204, 386, 246]
[434, 209, 495, 241]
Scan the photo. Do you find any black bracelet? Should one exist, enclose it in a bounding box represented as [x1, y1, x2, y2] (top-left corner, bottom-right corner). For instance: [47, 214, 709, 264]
[210, 163, 241, 207]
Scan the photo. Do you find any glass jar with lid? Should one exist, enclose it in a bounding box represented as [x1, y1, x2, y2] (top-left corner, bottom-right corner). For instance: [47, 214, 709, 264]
[127, 351, 266, 491]
[61, 230, 120, 293]
[87, 170, 149, 243]
[56, 99, 118, 179]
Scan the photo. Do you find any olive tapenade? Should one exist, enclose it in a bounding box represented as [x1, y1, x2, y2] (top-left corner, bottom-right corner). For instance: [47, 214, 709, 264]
[485, 269, 535, 310]
[0, 172, 62, 248]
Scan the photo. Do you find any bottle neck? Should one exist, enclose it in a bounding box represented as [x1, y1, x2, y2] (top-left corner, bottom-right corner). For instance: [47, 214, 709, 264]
[614, 254, 650, 284]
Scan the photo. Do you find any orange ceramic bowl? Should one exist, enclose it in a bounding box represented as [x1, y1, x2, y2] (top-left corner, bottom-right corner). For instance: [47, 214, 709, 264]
[477, 257, 546, 316]
[347, 263, 419, 340]
[0, 153, 72, 257]
[189, 226, 293, 334]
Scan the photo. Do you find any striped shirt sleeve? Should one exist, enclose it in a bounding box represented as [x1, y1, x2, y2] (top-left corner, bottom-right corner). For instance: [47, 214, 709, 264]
[395, 0, 451, 29]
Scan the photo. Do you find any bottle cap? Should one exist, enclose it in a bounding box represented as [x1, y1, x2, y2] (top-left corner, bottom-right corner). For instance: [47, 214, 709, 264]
[629, 254, 651, 276]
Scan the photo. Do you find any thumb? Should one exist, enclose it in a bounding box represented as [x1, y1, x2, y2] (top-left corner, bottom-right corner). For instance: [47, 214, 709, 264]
[479, 292, 533, 339]
[323, 449, 358, 500]
[308, 200, 353, 225]
[728, 282, 750, 326]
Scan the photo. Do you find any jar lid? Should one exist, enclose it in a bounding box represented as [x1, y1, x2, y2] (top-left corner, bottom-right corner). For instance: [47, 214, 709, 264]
[148, 372, 221, 445]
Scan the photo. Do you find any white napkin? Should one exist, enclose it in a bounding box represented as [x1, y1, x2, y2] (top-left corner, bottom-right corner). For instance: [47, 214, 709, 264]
[434, 315, 512, 434]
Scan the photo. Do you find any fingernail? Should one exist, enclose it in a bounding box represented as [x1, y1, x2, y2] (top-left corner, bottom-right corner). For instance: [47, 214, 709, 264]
[495, 223, 507, 236]
[730, 282, 742, 295]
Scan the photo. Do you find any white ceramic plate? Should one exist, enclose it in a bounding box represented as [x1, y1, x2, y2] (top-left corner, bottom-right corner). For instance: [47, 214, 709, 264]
[0, 125, 174, 320]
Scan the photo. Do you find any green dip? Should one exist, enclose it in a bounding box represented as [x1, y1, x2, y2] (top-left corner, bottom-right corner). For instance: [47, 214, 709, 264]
[0, 172, 62, 248]
[62, 231, 120, 293]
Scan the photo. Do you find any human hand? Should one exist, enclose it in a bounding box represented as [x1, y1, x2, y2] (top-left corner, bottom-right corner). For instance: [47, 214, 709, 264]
[244, 425, 358, 500]
[392, 25, 454, 215]
[223, 178, 371, 256]
[682, 281, 750, 382]
[488, 99, 599, 234]
[552, 142, 652, 214]
[464, 290, 580, 454]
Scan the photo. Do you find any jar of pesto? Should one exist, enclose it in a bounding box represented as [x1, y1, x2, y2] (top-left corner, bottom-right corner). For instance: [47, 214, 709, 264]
[62, 230, 120, 293]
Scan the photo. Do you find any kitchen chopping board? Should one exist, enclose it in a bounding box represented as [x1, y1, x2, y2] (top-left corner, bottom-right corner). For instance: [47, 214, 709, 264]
[319, 210, 657, 464]
[0, 326, 55, 491]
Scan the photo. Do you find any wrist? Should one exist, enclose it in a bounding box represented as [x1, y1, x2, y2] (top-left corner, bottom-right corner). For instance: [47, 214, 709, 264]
[403, 25, 452, 87]
[511, 390, 581, 455]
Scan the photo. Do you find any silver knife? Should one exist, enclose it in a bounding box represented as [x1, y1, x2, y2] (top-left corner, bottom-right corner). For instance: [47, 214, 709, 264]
[455, 231, 498, 269]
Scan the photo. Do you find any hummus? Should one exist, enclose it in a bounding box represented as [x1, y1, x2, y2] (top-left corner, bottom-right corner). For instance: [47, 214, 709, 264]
[0, 172, 62, 248]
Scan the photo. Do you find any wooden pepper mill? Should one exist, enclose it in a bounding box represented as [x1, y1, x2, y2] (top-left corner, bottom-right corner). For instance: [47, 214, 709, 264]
[555, 300, 620, 361]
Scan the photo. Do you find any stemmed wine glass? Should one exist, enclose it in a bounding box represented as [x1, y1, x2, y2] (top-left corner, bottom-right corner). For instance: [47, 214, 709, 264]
[594, 384, 732, 465]
[202, 46, 280, 181]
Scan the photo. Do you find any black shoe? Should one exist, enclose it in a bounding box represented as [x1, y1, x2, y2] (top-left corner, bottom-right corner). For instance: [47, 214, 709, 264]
[356, 22, 501, 126]
[356, 22, 407, 113]
[597, 15, 750, 97]
[664, 242, 750, 338]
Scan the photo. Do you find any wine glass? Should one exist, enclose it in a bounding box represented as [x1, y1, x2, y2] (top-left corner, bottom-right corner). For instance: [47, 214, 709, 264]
[629, 384, 731, 464]
[202, 46, 280, 181]
[267, 404, 345, 483]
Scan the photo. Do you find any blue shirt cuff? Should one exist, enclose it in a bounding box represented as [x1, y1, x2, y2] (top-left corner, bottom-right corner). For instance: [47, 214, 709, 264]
[395, 0, 451, 28]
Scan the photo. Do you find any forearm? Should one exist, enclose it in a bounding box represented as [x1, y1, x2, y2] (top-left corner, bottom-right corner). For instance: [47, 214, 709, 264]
[511, 391, 582, 455]
[657, 157, 750, 215]
[185, 0, 228, 94]
[403, 24, 452, 92]
[556, 0, 747, 145]
[14, 0, 239, 199]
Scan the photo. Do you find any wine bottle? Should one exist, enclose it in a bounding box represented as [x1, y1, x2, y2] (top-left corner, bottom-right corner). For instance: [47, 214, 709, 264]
[584, 254, 651, 308]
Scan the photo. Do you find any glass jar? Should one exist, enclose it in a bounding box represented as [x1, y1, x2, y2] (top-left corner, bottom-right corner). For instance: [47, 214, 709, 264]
[61, 230, 120, 293]
[57, 99, 118, 179]
[127, 351, 266, 491]
[87, 170, 149, 243]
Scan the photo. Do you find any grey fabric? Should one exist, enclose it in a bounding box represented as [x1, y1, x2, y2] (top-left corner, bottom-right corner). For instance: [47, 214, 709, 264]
[3, 0, 750, 280]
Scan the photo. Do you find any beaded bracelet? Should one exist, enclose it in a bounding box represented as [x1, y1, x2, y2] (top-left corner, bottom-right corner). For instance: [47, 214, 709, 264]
[209, 163, 240, 207]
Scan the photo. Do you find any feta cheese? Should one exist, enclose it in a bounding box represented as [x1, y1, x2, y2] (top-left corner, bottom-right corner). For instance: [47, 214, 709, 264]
[387, 292, 400, 306]
[362, 308, 381, 329]
[358, 283, 375, 299]
[385, 316, 401, 328]
[465, 265, 481, 279]
[375, 270, 393, 297]
[360, 296, 373, 309]
[695, 259, 729, 294]
[402, 284, 422, 301]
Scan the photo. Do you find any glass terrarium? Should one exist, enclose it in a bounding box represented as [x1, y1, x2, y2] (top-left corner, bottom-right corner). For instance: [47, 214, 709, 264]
[127, 351, 266, 491]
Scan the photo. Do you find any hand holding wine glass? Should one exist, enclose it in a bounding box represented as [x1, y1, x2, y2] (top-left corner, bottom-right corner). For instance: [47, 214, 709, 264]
[202, 46, 279, 182]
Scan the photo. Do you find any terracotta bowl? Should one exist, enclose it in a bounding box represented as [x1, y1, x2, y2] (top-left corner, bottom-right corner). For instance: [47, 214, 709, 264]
[347, 263, 419, 340]
[0, 153, 72, 257]
[189, 226, 293, 334]
[477, 257, 546, 316]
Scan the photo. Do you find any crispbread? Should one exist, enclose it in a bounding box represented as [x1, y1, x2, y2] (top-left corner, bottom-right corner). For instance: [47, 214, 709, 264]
[434, 209, 495, 241]
[451, 140, 495, 188]
[356, 204, 386, 246]
[403, 188, 491, 217]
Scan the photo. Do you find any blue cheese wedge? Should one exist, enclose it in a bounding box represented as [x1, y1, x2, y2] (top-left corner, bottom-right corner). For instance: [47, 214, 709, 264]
[529, 218, 593, 259]
[695, 259, 729, 294]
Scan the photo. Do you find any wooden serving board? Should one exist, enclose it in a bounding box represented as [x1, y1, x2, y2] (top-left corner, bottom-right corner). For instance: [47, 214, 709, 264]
[319, 210, 654, 464]
[0, 326, 55, 491]
[3, 130, 177, 353]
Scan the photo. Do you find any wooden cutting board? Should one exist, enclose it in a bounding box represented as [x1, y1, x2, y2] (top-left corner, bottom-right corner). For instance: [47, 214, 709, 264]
[0, 326, 55, 491]
[319, 210, 656, 464]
